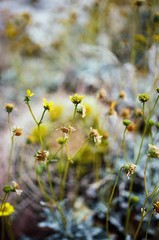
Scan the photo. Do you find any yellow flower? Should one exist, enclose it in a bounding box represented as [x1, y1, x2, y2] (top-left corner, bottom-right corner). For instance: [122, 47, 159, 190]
[43, 98, 53, 111]
[26, 89, 34, 97]
[70, 93, 84, 105]
[0, 202, 15, 216]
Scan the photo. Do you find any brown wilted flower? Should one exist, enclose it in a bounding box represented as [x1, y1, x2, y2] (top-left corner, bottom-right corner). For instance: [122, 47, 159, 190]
[13, 127, 23, 136]
[34, 150, 49, 164]
[59, 126, 76, 138]
[89, 127, 102, 144]
[123, 163, 136, 179]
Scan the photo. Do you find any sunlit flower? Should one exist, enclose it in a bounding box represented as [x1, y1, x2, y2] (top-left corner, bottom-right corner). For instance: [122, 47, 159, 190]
[0, 202, 15, 216]
[89, 127, 102, 144]
[13, 127, 23, 136]
[70, 93, 84, 105]
[43, 98, 54, 111]
[147, 144, 159, 158]
[34, 150, 49, 164]
[123, 163, 136, 179]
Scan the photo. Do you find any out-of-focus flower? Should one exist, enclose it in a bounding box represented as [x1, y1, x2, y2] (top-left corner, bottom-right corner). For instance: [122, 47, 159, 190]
[89, 127, 102, 144]
[147, 144, 159, 158]
[138, 93, 150, 103]
[127, 123, 136, 132]
[153, 201, 159, 214]
[0, 202, 15, 216]
[123, 119, 131, 127]
[26, 89, 34, 97]
[5, 103, 14, 113]
[13, 127, 23, 136]
[43, 98, 53, 111]
[11, 181, 23, 196]
[77, 104, 86, 118]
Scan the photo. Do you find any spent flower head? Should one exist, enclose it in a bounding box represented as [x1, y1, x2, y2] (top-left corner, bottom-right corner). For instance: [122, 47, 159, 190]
[43, 98, 53, 111]
[34, 150, 49, 164]
[70, 93, 84, 105]
[59, 126, 76, 139]
[13, 127, 23, 136]
[138, 93, 150, 103]
[11, 181, 23, 195]
[123, 163, 136, 179]
[89, 127, 102, 144]
[5, 103, 14, 113]
[147, 144, 159, 158]
[0, 202, 15, 216]
[77, 104, 86, 118]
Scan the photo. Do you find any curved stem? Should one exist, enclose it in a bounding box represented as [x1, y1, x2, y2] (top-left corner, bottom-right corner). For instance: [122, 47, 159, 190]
[145, 210, 153, 240]
[26, 102, 38, 125]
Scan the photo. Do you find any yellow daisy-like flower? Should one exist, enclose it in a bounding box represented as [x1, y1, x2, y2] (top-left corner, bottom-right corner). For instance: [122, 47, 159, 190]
[70, 93, 84, 105]
[0, 202, 15, 217]
[43, 98, 54, 111]
[26, 89, 34, 97]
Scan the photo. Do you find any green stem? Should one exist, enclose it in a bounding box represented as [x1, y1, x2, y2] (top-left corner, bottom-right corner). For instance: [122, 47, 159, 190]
[144, 158, 150, 197]
[26, 102, 38, 125]
[122, 127, 128, 163]
[106, 167, 123, 239]
[145, 210, 153, 240]
[134, 188, 159, 240]
[72, 105, 77, 125]
[38, 125, 44, 149]
[6, 136, 14, 184]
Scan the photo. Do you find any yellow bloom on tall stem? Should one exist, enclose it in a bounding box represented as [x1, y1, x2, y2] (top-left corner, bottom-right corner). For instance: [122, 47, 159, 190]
[26, 89, 34, 97]
[0, 202, 15, 217]
[43, 98, 54, 111]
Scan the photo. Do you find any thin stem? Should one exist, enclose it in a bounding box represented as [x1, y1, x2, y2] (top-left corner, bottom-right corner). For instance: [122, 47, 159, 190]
[122, 127, 128, 163]
[26, 102, 38, 125]
[134, 188, 159, 240]
[144, 157, 150, 197]
[38, 125, 44, 149]
[6, 135, 14, 184]
[38, 109, 46, 125]
[72, 105, 77, 125]
[142, 102, 146, 123]
[106, 167, 123, 239]
[145, 210, 154, 240]
[7, 113, 11, 134]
